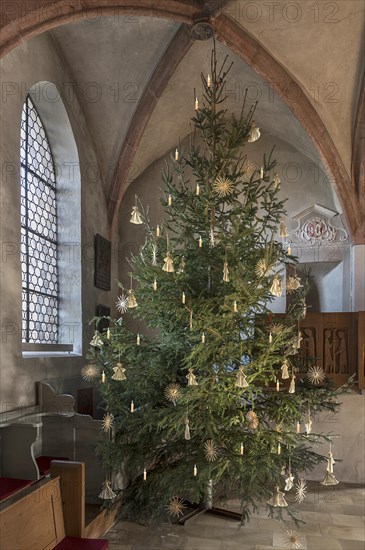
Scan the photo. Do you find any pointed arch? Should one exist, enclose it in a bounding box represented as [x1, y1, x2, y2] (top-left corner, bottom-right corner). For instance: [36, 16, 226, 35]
[214, 14, 364, 244]
[1, 1, 363, 242]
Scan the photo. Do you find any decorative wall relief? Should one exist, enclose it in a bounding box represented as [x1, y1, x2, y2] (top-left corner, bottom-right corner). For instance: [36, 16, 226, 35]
[296, 313, 357, 386]
[300, 217, 336, 244]
[299, 327, 317, 368]
[323, 328, 349, 375]
[292, 204, 348, 246]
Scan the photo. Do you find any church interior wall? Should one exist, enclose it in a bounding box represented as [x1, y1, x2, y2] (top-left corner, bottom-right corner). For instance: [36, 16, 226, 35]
[0, 17, 363, 484]
[0, 33, 117, 411]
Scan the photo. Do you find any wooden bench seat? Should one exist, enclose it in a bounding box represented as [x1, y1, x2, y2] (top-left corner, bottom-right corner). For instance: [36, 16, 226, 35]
[54, 537, 109, 550]
[0, 476, 109, 550]
[0, 383, 105, 501]
[36, 455, 69, 475]
[0, 477, 33, 501]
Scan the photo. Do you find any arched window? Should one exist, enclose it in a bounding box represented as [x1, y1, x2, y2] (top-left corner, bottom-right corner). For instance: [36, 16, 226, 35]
[20, 95, 58, 343]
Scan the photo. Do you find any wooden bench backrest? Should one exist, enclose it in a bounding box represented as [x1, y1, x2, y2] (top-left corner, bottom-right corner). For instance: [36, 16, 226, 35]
[0, 477, 65, 550]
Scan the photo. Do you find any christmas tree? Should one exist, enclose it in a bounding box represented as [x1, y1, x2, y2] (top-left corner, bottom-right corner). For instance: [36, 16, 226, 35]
[85, 47, 339, 524]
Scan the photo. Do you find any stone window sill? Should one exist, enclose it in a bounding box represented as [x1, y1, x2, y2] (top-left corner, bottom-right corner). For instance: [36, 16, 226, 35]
[22, 351, 81, 358]
[22, 343, 80, 358]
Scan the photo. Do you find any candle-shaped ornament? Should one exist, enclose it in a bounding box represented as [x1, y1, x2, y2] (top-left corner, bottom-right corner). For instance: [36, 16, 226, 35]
[143, 469, 147, 481]
[277, 442, 281, 455]
[193, 464, 198, 477]
[175, 147, 179, 161]
[276, 379, 280, 392]
[207, 74, 211, 88]
[296, 421, 301, 434]
[130, 400, 134, 413]
[184, 417, 191, 440]
[269, 332, 273, 344]
[223, 261, 230, 283]
[199, 235, 203, 248]
[279, 220, 289, 238]
[195, 96, 199, 111]
[287, 245, 292, 256]
[240, 443, 244, 455]
[137, 333, 140, 346]
[156, 225, 160, 237]
[196, 183, 200, 196]
[260, 166, 264, 179]
[182, 291, 186, 304]
[201, 332, 205, 344]
[233, 300, 238, 313]
[272, 173, 281, 189]
[106, 328, 110, 340]
[101, 371, 106, 383]
[153, 278, 157, 291]
[168, 194, 172, 206]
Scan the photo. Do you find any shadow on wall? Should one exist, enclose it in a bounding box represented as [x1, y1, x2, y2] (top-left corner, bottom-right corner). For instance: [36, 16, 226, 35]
[299, 262, 343, 313]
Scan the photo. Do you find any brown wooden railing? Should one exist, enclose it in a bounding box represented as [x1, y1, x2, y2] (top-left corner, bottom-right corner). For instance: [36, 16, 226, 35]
[298, 312, 365, 389]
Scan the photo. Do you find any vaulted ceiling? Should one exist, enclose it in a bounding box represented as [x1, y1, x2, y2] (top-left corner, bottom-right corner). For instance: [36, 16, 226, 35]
[51, 18, 321, 185]
[1, 0, 364, 241]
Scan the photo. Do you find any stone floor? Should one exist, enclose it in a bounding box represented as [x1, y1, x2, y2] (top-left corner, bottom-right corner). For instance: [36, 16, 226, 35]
[106, 483, 365, 550]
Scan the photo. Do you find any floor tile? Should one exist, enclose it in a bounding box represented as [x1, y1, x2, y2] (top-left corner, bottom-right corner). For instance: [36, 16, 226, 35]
[306, 535, 343, 549]
[107, 485, 365, 549]
[342, 504, 365, 517]
[179, 535, 223, 549]
[320, 524, 365, 541]
[282, 520, 321, 536]
[331, 513, 365, 527]
[273, 530, 307, 549]
[220, 544, 255, 550]
[256, 517, 285, 531]
[300, 510, 334, 524]
[340, 539, 365, 550]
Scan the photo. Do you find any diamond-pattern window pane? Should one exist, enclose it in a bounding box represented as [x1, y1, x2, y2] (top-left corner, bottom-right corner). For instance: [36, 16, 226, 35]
[20, 95, 58, 343]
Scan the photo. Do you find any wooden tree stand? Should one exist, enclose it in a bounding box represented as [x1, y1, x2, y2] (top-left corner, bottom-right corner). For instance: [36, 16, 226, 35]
[179, 482, 242, 525]
[179, 502, 242, 525]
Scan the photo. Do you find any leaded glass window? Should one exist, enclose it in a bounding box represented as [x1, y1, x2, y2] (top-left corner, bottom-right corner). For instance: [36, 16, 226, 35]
[20, 96, 59, 343]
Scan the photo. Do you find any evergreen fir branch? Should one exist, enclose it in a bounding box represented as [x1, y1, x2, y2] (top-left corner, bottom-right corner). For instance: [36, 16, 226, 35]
[86, 45, 341, 525]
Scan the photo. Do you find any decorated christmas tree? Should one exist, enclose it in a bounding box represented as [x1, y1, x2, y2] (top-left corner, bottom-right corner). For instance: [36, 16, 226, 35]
[85, 47, 339, 525]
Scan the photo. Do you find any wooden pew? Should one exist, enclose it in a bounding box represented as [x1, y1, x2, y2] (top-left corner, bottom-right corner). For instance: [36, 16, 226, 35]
[0, 383, 105, 501]
[0, 476, 109, 550]
[50, 461, 120, 539]
[39, 382, 106, 501]
[0, 382, 106, 504]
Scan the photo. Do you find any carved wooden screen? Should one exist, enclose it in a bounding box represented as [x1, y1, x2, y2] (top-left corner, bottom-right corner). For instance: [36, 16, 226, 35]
[299, 313, 358, 387]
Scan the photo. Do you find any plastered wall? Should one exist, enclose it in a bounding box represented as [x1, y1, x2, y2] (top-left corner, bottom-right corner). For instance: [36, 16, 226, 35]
[0, 33, 118, 410]
[0, 28, 363, 484]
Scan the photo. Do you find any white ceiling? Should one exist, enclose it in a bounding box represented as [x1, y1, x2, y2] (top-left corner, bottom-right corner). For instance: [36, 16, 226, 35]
[49, 5, 364, 204]
[51, 17, 179, 187]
